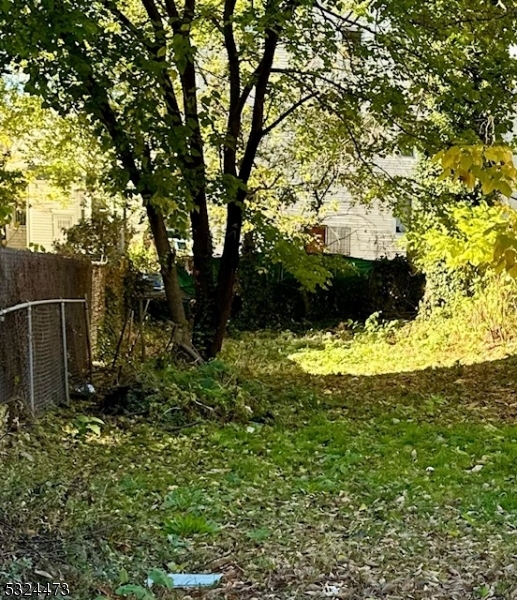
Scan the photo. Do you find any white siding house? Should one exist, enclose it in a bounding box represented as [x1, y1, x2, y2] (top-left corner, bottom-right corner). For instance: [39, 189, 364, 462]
[281, 153, 416, 260]
[2, 180, 85, 251]
[322, 154, 415, 260]
[271, 23, 417, 260]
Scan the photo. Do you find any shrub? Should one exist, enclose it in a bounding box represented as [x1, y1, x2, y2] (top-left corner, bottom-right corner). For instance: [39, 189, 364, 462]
[102, 358, 260, 424]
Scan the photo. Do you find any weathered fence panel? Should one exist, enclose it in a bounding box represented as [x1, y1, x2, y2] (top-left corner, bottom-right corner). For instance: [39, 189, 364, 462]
[0, 249, 92, 414]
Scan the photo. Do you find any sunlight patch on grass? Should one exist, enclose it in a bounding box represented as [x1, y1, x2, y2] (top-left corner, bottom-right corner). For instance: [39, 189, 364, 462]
[286, 326, 517, 376]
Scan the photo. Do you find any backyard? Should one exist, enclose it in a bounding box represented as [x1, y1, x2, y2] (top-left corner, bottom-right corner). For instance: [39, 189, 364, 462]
[2, 329, 517, 599]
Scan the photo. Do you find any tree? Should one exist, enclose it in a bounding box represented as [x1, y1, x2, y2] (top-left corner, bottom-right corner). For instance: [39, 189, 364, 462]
[0, 76, 121, 237]
[1, 0, 515, 356]
[55, 208, 132, 263]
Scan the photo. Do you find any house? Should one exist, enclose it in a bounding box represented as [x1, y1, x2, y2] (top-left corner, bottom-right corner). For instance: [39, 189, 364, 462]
[271, 23, 417, 261]
[1, 145, 416, 261]
[1, 180, 86, 251]
[279, 152, 416, 261]
[319, 154, 415, 260]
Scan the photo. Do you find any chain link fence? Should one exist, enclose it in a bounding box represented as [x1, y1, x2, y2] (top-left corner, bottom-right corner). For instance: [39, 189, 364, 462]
[0, 299, 92, 415]
[0, 248, 92, 415]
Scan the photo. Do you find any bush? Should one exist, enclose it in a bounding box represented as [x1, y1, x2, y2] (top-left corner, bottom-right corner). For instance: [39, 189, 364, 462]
[231, 253, 421, 330]
[368, 255, 425, 318]
[102, 358, 265, 424]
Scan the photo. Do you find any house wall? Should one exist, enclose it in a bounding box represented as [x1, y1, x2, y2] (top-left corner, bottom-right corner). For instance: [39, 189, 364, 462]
[326, 154, 415, 260]
[283, 154, 416, 260]
[320, 200, 402, 260]
[5, 181, 85, 251]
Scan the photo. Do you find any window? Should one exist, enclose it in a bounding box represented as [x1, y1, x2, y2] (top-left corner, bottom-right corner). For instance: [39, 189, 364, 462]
[14, 208, 26, 226]
[306, 225, 327, 254]
[395, 218, 406, 234]
[399, 147, 416, 158]
[53, 214, 73, 243]
[326, 226, 352, 256]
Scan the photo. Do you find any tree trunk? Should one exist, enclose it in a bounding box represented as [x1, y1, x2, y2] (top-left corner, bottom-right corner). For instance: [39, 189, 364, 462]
[190, 190, 217, 355]
[145, 200, 190, 346]
[209, 199, 243, 357]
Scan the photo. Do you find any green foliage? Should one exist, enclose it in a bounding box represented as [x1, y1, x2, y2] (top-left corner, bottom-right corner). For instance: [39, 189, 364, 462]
[163, 514, 219, 537]
[289, 275, 517, 376]
[72, 415, 105, 437]
[114, 584, 154, 600]
[127, 238, 160, 274]
[55, 209, 132, 263]
[0, 78, 118, 227]
[406, 201, 506, 272]
[96, 568, 173, 600]
[367, 255, 425, 318]
[94, 261, 129, 362]
[163, 488, 204, 511]
[233, 253, 422, 330]
[108, 358, 260, 423]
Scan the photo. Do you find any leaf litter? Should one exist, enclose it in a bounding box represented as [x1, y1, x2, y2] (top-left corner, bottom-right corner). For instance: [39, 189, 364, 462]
[2, 334, 517, 598]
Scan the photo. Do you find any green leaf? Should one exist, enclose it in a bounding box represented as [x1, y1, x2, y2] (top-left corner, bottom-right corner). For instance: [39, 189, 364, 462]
[156, 46, 167, 58]
[148, 569, 173, 589]
[498, 181, 513, 197]
[87, 424, 101, 436]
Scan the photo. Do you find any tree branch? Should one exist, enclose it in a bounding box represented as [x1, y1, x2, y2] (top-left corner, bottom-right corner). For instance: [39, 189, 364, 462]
[223, 0, 241, 176]
[239, 0, 300, 184]
[163, 0, 180, 24]
[102, 0, 155, 52]
[140, 0, 164, 27]
[262, 92, 318, 136]
[137, 0, 183, 126]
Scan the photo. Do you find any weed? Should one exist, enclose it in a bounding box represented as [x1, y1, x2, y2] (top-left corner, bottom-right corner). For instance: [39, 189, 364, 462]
[163, 515, 220, 537]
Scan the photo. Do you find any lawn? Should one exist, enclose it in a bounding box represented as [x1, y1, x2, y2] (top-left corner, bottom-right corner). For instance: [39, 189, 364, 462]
[2, 331, 517, 599]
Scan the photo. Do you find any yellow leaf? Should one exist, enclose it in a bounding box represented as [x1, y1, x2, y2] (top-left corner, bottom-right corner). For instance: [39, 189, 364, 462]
[481, 177, 496, 195]
[498, 181, 513, 197]
[460, 152, 473, 172]
[484, 147, 501, 162]
[441, 146, 460, 170]
[463, 171, 476, 190]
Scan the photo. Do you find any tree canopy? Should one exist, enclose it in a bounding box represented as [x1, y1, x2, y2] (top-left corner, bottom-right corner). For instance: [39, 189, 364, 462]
[0, 76, 120, 236]
[0, 0, 516, 355]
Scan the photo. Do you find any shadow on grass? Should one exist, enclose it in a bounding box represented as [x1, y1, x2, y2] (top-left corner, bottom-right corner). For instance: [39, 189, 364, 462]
[260, 351, 517, 426]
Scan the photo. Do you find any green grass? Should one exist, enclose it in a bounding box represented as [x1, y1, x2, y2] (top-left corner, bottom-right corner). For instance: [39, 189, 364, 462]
[3, 330, 517, 598]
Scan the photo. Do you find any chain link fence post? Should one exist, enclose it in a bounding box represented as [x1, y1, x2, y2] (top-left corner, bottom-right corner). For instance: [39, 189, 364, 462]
[61, 301, 70, 404]
[27, 304, 35, 415]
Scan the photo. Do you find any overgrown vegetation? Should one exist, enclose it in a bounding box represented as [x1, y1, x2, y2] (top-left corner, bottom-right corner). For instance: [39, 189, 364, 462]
[4, 315, 517, 598]
[101, 358, 278, 425]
